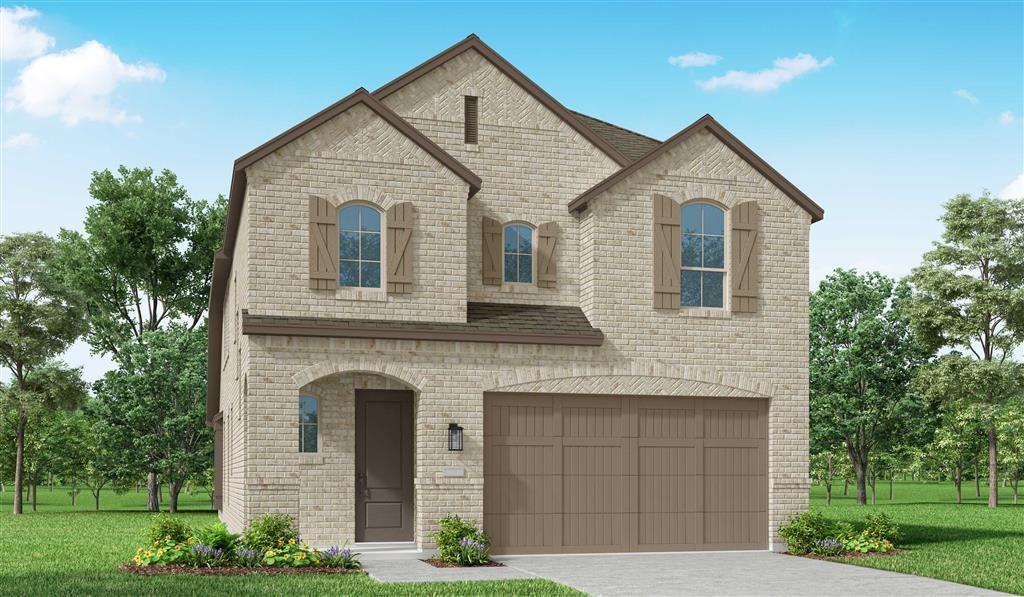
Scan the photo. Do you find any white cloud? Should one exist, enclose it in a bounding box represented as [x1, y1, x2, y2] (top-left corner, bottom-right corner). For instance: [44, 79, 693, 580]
[954, 89, 978, 104]
[668, 52, 721, 68]
[3, 132, 38, 148]
[5, 40, 165, 125]
[0, 6, 54, 61]
[1000, 173, 1024, 199]
[999, 110, 1017, 126]
[696, 53, 834, 92]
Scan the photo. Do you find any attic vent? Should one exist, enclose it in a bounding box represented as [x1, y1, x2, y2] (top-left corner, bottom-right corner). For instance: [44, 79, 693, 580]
[464, 95, 478, 144]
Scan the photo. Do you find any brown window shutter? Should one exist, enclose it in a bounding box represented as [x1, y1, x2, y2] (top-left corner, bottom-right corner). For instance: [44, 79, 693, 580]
[482, 216, 503, 285]
[731, 200, 761, 313]
[464, 95, 478, 144]
[537, 222, 558, 288]
[652, 194, 681, 309]
[386, 202, 415, 294]
[308, 196, 338, 290]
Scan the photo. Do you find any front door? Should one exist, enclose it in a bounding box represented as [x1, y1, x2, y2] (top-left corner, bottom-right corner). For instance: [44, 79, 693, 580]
[355, 390, 414, 542]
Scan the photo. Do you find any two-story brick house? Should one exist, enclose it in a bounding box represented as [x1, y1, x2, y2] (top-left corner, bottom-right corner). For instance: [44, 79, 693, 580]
[206, 35, 823, 554]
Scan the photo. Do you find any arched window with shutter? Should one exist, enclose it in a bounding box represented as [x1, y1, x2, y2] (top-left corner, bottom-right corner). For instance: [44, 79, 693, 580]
[338, 204, 382, 288]
[680, 202, 726, 308]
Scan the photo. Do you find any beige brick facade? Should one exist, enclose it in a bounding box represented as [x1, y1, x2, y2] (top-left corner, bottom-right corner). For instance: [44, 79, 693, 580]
[215, 42, 814, 552]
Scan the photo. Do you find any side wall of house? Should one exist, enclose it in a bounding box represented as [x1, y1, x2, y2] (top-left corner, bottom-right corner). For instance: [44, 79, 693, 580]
[219, 193, 251, 533]
[380, 49, 621, 305]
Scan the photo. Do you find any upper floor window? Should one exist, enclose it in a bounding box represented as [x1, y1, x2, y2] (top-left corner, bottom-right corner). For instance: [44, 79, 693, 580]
[503, 223, 533, 283]
[299, 395, 318, 453]
[338, 204, 381, 288]
[681, 203, 725, 308]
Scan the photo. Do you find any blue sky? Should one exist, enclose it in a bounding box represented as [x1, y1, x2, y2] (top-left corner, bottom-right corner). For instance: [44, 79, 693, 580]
[1, 1, 1022, 379]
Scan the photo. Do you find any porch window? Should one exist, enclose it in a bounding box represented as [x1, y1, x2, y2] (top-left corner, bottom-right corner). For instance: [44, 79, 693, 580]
[299, 395, 318, 453]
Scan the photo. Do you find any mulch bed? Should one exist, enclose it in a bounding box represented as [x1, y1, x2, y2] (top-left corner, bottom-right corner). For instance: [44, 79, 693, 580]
[119, 563, 365, 576]
[791, 549, 906, 561]
[421, 558, 504, 568]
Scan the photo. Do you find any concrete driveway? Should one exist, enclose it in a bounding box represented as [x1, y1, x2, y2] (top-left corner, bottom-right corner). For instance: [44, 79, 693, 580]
[496, 551, 1006, 596]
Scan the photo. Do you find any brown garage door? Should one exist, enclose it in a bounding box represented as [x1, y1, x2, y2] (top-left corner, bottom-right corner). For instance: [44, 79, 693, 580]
[483, 394, 767, 554]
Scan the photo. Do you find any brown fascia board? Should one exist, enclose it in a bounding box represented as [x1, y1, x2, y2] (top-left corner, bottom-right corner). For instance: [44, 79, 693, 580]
[206, 88, 482, 422]
[241, 314, 605, 347]
[373, 34, 632, 169]
[568, 114, 825, 223]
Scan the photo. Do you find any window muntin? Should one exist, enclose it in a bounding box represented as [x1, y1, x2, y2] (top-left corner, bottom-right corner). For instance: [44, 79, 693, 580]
[503, 224, 533, 283]
[681, 203, 725, 308]
[299, 395, 318, 453]
[338, 204, 381, 288]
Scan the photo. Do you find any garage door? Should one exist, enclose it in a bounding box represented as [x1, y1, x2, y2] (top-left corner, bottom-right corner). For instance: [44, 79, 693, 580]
[483, 394, 767, 554]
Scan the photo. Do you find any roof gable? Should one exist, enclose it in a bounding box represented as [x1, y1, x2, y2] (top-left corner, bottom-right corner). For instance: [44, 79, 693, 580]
[373, 35, 632, 168]
[568, 115, 824, 222]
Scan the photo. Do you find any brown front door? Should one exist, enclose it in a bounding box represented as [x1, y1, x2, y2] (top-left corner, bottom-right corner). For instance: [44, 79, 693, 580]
[355, 390, 414, 542]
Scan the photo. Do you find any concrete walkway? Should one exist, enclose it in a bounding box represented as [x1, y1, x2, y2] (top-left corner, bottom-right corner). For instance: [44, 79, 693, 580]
[496, 551, 1007, 596]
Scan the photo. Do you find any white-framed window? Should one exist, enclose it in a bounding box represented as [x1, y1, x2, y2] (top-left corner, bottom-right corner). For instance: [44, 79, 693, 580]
[338, 204, 382, 288]
[503, 223, 533, 284]
[681, 203, 726, 308]
[299, 395, 318, 453]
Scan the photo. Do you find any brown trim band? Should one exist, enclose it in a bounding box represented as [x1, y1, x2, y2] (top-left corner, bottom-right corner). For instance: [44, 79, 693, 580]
[242, 315, 605, 347]
[568, 114, 825, 222]
[373, 34, 632, 168]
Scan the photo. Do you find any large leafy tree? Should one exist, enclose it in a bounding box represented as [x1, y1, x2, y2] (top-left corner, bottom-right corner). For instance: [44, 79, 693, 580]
[0, 233, 88, 514]
[810, 269, 930, 505]
[909, 193, 1024, 507]
[57, 167, 225, 509]
[922, 399, 988, 503]
[92, 326, 212, 512]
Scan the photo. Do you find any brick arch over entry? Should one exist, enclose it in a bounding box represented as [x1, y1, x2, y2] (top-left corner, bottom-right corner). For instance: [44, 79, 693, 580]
[483, 361, 772, 398]
[292, 360, 426, 392]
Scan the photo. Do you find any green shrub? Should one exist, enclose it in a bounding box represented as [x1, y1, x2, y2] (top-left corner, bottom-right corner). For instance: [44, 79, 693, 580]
[777, 512, 848, 555]
[262, 539, 317, 567]
[145, 514, 192, 545]
[239, 513, 300, 552]
[862, 511, 901, 544]
[193, 522, 239, 551]
[433, 514, 491, 566]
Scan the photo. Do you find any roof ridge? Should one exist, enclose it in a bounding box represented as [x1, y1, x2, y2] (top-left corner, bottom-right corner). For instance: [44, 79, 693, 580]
[570, 110, 661, 144]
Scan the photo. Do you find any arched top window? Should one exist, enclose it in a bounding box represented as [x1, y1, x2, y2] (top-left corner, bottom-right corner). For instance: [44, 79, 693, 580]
[503, 223, 533, 284]
[681, 203, 725, 308]
[338, 204, 381, 288]
[299, 395, 318, 453]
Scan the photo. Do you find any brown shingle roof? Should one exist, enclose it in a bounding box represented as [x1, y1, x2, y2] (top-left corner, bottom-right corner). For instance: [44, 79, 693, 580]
[571, 111, 662, 163]
[241, 302, 604, 346]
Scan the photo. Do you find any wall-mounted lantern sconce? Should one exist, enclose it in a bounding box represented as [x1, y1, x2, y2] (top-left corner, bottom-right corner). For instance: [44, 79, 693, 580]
[448, 423, 464, 451]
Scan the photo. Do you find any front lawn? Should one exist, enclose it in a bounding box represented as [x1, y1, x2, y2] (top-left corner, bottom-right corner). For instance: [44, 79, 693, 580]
[0, 487, 578, 597]
[810, 480, 1023, 595]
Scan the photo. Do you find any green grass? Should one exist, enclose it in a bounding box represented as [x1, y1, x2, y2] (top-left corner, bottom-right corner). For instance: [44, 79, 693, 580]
[0, 486, 579, 597]
[810, 480, 1024, 595]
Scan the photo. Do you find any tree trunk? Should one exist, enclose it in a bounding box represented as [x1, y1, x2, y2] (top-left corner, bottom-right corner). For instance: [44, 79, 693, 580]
[94, 490, 100, 511]
[846, 441, 869, 505]
[975, 460, 981, 497]
[889, 475, 894, 500]
[31, 480, 37, 511]
[48, 473, 53, 492]
[168, 478, 184, 513]
[843, 478, 849, 496]
[147, 471, 160, 512]
[13, 412, 26, 514]
[987, 422, 998, 508]
[869, 474, 876, 505]
[1013, 478, 1019, 504]
[70, 480, 77, 507]
[954, 465, 962, 504]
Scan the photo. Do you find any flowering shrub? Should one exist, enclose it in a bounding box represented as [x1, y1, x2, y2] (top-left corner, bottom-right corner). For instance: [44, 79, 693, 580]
[132, 537, 192, 566]
[777, 512, 850, 555]
[190, 543, 232, 568]
[812, 538, 845, 557]
[262, 539, 317, 567]
[145, 514, 193, 545]
[862, 512, 901, 544]
[319, 544, 362, 569]
[234, 548, 264, 568]
[843, 530, 894, 554]
[194, 522, 239, 552]
[433, 514, 491, 566]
